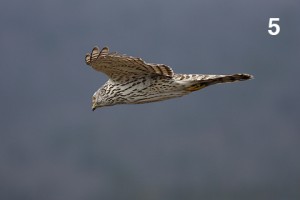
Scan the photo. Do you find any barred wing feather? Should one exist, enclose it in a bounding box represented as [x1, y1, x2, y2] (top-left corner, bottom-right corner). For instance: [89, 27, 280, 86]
[85, 46, 174, 80]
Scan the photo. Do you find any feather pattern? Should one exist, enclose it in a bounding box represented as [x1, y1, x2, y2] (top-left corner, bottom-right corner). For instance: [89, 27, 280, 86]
[85, 46, 173, 81]
[85, 45, 253, 110]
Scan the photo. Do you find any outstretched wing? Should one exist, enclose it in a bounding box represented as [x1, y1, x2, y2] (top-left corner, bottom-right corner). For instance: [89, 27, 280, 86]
[85, 46, 174, 80]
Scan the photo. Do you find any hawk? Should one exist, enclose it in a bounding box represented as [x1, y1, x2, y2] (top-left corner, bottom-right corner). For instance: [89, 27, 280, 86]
[85, 46, 253, 111]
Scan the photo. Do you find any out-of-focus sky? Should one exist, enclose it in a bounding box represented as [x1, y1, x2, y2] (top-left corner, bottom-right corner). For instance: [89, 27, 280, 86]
[1, 0, 299, 199]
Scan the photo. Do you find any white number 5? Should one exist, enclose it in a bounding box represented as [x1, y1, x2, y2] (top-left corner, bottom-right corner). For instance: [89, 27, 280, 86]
[268, 18, 280, 35]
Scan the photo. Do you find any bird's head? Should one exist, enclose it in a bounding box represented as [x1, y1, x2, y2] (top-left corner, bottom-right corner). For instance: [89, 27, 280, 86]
[91, 91, 115, 111]
[92, 95, 99, 111]
[92, 92, 104, 111]
[92, 92, 105, 111]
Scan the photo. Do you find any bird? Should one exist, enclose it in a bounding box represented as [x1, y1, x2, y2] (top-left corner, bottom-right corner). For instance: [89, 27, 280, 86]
[85, 46, 253, 111]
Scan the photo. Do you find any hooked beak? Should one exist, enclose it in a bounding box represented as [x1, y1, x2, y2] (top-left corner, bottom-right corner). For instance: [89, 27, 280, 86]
[92, 104, 97, 111]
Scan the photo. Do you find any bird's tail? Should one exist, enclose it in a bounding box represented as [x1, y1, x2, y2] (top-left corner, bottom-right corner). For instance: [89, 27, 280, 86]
[185, 73, 253, 92]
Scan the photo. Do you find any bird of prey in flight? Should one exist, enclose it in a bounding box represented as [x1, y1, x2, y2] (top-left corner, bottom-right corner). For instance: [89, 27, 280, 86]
[85, 46, 253, 111]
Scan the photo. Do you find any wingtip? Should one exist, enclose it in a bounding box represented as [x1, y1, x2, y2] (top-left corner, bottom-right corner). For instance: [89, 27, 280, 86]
[92, 46, 100, 51]
[102, 46, 109, 51]
[100, 46, 109, 56]
[85, 53, 91, 65]
[91, 46, 100, 60]
[85, 45, 110, 65]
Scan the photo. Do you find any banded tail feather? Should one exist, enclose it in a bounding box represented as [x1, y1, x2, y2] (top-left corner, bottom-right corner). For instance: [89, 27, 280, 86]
[202, 73, 253, 85]
[185, 74, 253, 92]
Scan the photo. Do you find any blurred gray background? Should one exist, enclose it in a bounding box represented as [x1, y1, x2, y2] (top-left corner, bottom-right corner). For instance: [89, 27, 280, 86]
[1, 0, 299, 199]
